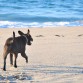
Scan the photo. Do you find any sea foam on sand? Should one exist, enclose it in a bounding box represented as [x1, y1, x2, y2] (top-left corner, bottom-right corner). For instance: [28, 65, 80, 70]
[0, 26, 83, 83]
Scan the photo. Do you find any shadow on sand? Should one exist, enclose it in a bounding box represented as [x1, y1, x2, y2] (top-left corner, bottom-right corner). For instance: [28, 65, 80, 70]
[0, 65, 83, 82]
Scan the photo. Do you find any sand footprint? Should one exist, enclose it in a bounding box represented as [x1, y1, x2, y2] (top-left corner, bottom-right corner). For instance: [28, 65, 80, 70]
[36, 35, 44, 37]
[55, 35, 64, 37]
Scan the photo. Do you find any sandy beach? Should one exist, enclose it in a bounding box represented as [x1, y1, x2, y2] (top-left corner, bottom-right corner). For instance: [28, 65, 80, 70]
[0, 26, 83, 83]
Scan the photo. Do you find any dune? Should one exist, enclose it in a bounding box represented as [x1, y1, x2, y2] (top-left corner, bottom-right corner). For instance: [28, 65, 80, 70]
[0, 26, 83, 83]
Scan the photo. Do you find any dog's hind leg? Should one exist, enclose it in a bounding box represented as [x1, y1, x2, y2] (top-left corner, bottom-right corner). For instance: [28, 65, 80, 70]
[3, 51, 8, 71]
[21, 52, 28, 63]
[14, 53, 18, 68]
[10, 53, 13, 66]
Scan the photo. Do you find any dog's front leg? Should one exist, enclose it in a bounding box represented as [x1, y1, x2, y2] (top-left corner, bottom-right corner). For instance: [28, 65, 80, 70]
[21, 52, 28, 63]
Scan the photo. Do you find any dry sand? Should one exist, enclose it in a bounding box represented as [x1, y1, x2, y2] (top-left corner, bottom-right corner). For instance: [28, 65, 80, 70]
[0, 26, 83, 83]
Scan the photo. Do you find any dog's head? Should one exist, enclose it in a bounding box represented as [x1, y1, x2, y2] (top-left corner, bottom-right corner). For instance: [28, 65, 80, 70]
[18, 29, 33, 45]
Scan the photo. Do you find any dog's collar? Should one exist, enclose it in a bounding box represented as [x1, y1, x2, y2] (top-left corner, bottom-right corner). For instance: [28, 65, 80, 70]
[23, 35, 28, 43]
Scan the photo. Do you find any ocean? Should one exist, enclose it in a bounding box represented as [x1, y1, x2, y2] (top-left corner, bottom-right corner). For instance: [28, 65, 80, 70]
[0, 0, 83, 28]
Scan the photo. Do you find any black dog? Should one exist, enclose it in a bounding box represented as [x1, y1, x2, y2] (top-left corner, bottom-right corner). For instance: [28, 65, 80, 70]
[3, 29, 33, 71]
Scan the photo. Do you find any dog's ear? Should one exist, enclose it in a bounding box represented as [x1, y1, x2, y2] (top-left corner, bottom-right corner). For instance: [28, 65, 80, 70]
[27, 29, 30, 35]
[18, 30, 24, 35]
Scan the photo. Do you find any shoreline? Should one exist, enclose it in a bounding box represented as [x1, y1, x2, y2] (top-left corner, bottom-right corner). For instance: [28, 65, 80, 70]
[0, 20, 83, 28]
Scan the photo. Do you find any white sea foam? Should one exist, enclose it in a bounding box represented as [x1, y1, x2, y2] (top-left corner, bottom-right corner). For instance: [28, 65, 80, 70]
[0, 21, 83, 28]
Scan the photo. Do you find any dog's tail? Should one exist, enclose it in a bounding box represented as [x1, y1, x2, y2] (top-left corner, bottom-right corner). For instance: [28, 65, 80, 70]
[13, 31, 15, 41]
